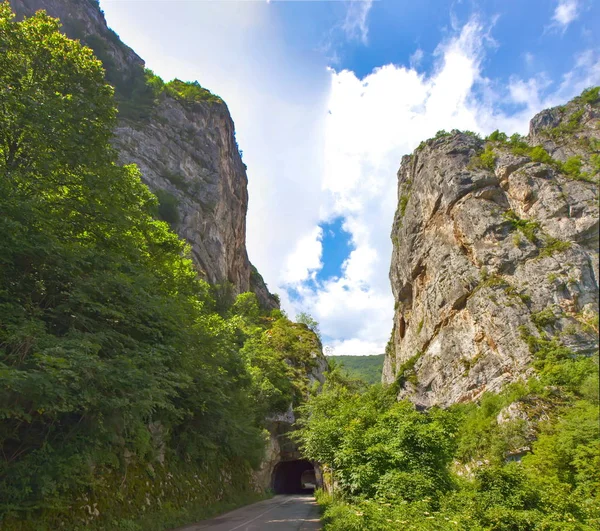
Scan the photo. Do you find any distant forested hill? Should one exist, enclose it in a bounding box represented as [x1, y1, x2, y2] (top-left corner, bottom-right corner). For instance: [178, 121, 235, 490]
[327, 354, 384, 384]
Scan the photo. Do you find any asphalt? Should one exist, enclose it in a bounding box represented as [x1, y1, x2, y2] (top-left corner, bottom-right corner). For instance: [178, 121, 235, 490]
[174, 495, 321, 531]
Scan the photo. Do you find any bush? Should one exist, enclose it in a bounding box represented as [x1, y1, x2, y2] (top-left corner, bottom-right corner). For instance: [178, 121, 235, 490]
[470, 145, 497, 170]
[487, 129, 508, 142]
[579, 86, 599, 105]
[529, 146, 554, 164]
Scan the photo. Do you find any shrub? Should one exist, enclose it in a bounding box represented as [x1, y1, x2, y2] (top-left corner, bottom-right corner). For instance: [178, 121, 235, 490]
[487, 129, 508, 142]
[560, 156, 583, 177]
[470, 144, 497, 170]
[529, 146, 553, 164]
[503, 210, 540, 243]
[531, 307, 558, 330]
[579, 86, 599, 105]
[165, 79, 223, 104]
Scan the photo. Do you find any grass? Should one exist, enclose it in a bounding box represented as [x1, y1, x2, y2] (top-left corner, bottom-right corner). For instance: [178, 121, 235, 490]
[399, 193, 410, 217]
[502, 210, 540, 243]
[538, 237, 572, 258]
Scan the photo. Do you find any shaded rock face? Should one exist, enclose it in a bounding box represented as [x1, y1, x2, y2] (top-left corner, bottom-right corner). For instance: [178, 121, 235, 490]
[10, 0, 278, 309]
[384, 95, 599, 408]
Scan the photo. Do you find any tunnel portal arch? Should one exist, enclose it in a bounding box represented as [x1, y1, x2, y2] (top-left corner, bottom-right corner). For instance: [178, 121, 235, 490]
[271, 459, 316, 494]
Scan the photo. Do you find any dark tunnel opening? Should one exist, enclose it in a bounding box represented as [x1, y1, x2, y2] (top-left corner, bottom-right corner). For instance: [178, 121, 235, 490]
[272, 459, 316, 494]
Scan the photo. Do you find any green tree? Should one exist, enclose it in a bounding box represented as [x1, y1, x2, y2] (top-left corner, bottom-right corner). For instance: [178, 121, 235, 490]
[296, 312, 321, 339]
[0, 4, 262, 516]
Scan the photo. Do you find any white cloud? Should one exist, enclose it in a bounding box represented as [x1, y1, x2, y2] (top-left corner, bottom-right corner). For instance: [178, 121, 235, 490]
[284, 20, 600, 356]
[552, 0, 580, 29]
[342, 0, 374, 44]
[523, 52, 535, 66]
[410, 48, 424, 68]
[282, 227, 323, 284]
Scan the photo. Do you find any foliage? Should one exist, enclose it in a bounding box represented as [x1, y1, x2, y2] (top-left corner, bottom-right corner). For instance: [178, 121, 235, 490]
[578, 86, 599, 104]
[399, 193, 410, 216]
[502, 210, 540, 242]
[154, 188, 180, 225]
[0, 7, 319, 526]
[296, 312, 322, 340]
[296, 380, 458, 501]
[164, 79, 223, 105]
[470, 144, 497, 170]
[539, 236, 572, 258]
[530, 307, 558, 330]
[561, 156, 583, 177]
[487, 129, 509, 142]
[528, 145, 554, 164]
[62, 15, 222, 121]
[395, 352, 422, 386]
[301, 317, 599, 530]
[327, 354, 385, 385]
[1, 459, 266, 530]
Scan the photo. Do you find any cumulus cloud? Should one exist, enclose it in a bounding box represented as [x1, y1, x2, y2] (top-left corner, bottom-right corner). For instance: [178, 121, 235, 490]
[282, 20, 600, 356]
[552, 0, 580, 29]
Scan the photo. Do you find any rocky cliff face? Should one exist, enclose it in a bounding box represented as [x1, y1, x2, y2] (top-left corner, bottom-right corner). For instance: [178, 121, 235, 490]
[384, 90, 599, 407]
[10, 0, 278, 309]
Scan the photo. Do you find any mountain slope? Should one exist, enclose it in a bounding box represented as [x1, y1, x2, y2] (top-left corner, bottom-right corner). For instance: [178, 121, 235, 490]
[328, 354, 385, 385]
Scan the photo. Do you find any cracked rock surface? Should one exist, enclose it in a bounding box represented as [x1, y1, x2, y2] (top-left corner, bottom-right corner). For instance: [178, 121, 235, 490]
[383, 94, 599, 407]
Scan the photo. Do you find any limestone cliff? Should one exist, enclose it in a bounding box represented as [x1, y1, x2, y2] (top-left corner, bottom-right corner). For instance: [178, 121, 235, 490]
[384, 89, 599, 407]
[10, 0, 278, 309]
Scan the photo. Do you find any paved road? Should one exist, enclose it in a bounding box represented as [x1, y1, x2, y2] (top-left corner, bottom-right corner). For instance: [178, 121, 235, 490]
[175, 495, 321, 531]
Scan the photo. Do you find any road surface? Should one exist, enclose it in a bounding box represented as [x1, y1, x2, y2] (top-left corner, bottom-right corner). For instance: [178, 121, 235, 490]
[175, 495, 321, 531]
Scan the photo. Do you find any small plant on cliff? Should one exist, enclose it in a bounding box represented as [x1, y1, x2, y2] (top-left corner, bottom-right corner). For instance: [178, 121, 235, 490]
[486, 129, 508, 142]
[399, 193, 410, 216]
[579, 86, 600, 104]
[395, 352, 422, 387]
[435, 129, 451, 139]
[469, 144, 496, 170]
[529, 145, 554, 164]
[531, 306, 558, 330]
[538, 235, 572, 258]
[502, 210, 540, 242]
[296, 312, 321, 340]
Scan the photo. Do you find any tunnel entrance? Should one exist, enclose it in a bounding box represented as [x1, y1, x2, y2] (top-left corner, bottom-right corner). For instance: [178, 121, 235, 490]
[272, 459, 316, 494]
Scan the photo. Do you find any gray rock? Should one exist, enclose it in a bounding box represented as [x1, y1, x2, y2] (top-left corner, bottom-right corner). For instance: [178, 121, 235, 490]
[10, 0, 278, 309]
[385, 98, 599, 407]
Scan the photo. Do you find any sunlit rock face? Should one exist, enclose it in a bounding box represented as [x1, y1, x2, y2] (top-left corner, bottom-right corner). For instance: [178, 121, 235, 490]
[10, 0, 278, 309]
[384, 94, 599, 407]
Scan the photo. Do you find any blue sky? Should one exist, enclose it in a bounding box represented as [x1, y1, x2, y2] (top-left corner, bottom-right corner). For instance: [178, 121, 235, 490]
[100, 0, 599, 354]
